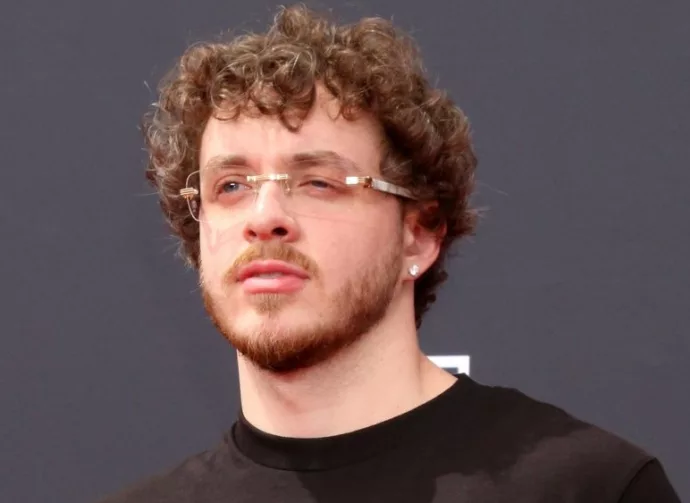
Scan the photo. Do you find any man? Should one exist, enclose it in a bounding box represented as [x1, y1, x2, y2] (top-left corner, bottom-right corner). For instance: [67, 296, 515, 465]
[99, 4, 680, 502]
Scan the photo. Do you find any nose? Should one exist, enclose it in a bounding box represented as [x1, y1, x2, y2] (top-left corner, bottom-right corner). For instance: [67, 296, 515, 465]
[242, 180, 300, 243]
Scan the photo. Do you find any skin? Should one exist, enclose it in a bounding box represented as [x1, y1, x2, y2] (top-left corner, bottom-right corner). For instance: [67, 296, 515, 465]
[197, 86, 456, 438]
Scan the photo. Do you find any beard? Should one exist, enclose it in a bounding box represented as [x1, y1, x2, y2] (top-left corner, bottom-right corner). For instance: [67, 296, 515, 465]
[200, 238, 402, 374]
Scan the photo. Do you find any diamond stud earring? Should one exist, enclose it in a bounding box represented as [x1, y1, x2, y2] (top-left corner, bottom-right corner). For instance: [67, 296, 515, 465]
[408, 264, 420, 277]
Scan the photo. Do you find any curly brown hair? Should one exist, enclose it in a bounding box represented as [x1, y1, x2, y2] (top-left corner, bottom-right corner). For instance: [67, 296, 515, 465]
[142, 3, 479, 327]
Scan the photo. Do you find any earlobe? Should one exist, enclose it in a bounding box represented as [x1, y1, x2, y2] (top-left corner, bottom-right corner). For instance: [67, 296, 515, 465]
[408, 264, 420, 278]
[402, 207, 443, 280]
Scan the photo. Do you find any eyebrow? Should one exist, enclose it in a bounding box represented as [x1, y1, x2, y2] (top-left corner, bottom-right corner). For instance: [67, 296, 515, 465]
[203, 154, 251, 174]
[291, 150, 364, 175]
[202, 150, 365, 176]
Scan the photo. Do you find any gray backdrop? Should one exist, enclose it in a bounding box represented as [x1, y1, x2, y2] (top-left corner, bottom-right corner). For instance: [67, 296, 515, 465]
[1, 1, 688, 502]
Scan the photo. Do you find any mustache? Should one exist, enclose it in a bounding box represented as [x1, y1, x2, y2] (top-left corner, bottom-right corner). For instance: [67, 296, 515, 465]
[225, 242, 320, 281]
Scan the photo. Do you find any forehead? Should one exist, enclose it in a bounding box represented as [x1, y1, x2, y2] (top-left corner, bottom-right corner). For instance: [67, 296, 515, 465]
[199, 90, 384, 174]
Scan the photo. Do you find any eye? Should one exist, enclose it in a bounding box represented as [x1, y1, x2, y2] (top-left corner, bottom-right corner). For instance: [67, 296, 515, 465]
[220, 181, 244, 193]
[306, 178, 336, 190]
[216, 176, 251, 195]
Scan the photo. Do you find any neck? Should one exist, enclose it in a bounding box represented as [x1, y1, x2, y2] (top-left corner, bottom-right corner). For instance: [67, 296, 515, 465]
[236, 300, 455, 438]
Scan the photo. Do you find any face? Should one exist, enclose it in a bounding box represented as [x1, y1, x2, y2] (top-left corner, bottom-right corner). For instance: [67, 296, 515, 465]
[198, 89, 406, 373]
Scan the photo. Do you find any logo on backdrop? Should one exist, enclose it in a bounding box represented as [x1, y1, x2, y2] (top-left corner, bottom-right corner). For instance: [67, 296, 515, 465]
[428, 355, 470, 376]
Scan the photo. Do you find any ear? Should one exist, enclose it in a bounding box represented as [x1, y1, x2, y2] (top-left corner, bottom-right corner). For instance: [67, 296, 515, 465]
[401, 202, 445, 281]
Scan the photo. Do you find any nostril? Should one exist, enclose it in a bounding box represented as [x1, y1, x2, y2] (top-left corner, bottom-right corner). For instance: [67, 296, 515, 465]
[272, 227, 288, 237]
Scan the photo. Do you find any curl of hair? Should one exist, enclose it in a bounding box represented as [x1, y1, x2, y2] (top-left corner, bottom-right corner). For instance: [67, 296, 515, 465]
[142, 4, 479, 327]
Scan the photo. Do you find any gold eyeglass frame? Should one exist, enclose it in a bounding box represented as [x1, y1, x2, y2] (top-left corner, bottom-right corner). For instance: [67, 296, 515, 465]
[178, 171, 418, 222]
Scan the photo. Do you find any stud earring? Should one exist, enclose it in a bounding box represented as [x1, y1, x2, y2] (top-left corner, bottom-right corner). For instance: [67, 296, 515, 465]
[408, 264, 420, 277]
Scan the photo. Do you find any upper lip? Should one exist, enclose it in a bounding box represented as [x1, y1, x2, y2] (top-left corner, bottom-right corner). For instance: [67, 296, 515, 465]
[236, 260, 310, 282]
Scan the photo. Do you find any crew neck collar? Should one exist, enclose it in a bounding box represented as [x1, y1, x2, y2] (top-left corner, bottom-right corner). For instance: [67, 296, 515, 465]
[229, 373, 474, 471]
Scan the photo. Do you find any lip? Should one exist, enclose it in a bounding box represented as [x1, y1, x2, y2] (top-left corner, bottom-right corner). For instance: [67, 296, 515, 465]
[236, 260, 310, 282]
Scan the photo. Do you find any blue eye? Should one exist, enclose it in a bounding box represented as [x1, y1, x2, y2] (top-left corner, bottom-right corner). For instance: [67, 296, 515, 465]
[220, 181, 243, 193]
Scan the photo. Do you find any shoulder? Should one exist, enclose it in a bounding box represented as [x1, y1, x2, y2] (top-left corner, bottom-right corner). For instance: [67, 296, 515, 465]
[95, 439, 236, 503]
[457, 376, 657, 499]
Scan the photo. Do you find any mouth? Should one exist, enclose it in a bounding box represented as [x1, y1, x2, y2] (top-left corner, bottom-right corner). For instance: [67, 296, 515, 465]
[236, 260, 309, 294]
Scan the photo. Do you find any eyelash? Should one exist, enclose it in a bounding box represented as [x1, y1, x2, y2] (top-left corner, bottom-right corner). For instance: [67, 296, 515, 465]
[213, 176, 342, 198]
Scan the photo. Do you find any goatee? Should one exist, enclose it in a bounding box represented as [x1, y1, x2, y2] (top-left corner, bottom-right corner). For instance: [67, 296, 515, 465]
[200, 240, 402, 373]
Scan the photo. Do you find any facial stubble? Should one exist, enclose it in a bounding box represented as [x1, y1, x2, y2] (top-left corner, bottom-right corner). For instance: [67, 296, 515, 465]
[200, 240, 403, 373]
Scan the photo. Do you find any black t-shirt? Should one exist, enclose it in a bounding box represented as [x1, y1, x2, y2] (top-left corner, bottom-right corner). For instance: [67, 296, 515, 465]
[97, 374, 681, 502]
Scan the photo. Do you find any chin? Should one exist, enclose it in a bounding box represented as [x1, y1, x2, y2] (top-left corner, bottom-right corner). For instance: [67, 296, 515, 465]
[243, 291, 301, 314]
[230, 303, 305, 333]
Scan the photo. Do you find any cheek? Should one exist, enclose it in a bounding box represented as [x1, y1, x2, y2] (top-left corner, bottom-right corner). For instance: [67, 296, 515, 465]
[199, 226, 243, 286]
[199, 221, 243, 257]
[316, 222, 399, 279]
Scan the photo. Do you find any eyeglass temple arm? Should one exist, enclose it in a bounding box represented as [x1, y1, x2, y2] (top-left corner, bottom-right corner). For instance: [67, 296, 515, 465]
[345, 176, 417, 200]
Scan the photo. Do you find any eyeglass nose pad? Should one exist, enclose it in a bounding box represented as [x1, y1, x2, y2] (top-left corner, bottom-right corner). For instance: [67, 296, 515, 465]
[280, 177, 292, 195]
